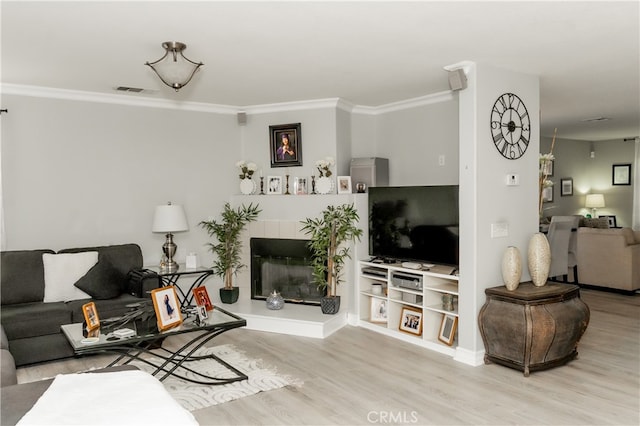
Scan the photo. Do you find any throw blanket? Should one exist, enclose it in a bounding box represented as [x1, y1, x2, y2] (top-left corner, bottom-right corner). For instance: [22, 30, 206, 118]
[17, 370, 198, 425]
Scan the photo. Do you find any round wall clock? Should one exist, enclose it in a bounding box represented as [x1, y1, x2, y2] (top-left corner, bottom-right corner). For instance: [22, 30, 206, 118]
[490, 93, 531, 160]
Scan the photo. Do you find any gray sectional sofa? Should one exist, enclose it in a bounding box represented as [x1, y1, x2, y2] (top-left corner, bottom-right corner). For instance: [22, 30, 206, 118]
[0, 243, 152, 366]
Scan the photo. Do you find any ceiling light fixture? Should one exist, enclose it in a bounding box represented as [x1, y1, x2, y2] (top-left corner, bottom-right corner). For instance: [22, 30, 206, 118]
[145, 42, 203, 91]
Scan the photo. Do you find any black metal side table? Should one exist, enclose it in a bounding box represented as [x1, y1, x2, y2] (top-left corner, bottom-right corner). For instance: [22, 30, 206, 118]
[145, 264, 214, 310]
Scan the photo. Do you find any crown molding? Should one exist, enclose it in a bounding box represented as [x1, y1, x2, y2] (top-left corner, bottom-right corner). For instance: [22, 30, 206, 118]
[2, 83, 454, 116]
[352, 90, 455, 115]
[0, 84, 238, 114]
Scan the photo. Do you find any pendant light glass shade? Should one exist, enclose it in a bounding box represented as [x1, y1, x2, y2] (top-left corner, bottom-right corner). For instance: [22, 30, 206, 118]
[145, 41, 203, 91]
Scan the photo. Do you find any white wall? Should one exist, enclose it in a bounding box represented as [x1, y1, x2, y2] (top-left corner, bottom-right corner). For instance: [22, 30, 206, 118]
[1, 94, 239, 269]
[374, 94, 459, 186]
[457, 62, 540, 364]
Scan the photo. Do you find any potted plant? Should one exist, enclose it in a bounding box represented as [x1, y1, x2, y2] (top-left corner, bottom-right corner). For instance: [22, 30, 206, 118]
[199, 202, 261, 304]
[301, 203, 363, 314]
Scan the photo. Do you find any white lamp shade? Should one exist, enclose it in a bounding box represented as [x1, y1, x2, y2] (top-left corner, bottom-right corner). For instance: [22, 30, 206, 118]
[152, 203, 189, 233]
[585, 194, 605, 209]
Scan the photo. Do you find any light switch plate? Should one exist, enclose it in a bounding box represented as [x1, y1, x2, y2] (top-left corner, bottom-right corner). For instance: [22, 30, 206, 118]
[491, 222, 509, 238]
[506, 174, 519, 186]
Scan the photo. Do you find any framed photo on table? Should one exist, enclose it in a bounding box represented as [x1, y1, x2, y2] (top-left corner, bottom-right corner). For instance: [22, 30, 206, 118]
[438, 314, 458, 346]
[151, 286, 183, 331]
[269, 123, 302, 167]
[82, 302, 100, 331]
[399, 306, 423, 336]
[193, 286, 213, 311]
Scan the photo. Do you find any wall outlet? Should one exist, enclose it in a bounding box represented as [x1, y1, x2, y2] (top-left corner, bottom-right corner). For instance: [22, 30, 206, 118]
[438, 155, 445, 166]
[506, 174, 519, 186]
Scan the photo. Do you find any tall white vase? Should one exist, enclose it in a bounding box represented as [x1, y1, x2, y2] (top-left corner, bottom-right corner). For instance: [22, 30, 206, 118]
[501, 246, 522, 291]
[528, 233, 551, 287]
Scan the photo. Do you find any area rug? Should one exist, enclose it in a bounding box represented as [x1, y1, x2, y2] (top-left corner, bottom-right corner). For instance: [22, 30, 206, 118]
[130, 344, 302, 411]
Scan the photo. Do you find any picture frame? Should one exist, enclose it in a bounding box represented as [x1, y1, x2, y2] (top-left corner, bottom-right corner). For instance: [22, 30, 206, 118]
[612, 163, 631, 185]
[196, 305, 208, 322]
[193, 286, 213, 311]
[82, 302, 100, 331]
[560, 178, 573, 196]
[150, 286, 183, 331]
[399, 306, 423, 336]
[542, 159, 554, 177]
[269, 123, 302, 168]
[337, 176, 352, 194]
[438, 314, 458, 346]
[542, 185, 553, 203]
[267, 176, 283, 194]
[369, 298, 388, 323]
[294, 176, 308, 195]
[599, 215, 617, 228]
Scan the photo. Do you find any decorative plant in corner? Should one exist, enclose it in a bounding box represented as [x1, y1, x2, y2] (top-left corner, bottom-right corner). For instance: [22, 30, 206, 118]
[301, 203, 363, 314]
[199, 202, 261, 304]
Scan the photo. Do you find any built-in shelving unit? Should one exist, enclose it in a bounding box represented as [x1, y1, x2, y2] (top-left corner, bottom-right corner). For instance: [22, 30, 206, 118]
[357, 261, 459, 357]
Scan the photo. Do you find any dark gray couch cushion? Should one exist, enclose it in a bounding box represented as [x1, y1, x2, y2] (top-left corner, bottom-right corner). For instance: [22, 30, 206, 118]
[1, 250, 55, 305]
[59, 244, 143, 294]
[1, 302, 71, 340]
[73, 256, 121, 299]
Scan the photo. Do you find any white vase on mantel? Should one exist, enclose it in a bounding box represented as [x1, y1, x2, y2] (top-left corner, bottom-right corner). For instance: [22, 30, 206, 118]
[239, 178, 256, 195]
[527, 233, 551, 287]
[501, 246, 522, 291]
[315, 176, 334, 194]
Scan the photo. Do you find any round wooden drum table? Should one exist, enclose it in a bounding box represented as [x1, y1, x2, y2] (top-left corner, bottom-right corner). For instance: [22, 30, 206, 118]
[479, 282, 590, 376]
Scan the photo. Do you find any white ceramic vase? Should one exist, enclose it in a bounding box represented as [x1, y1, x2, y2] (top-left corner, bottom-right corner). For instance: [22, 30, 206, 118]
[528, 233, 551, 287]
[501, 246, 522, 291]
[239, 178, 256, 195]
[315, 176, 334, 194]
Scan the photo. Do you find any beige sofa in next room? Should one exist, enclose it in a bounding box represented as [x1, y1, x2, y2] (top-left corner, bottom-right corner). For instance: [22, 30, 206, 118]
[576, 227, 640, 293]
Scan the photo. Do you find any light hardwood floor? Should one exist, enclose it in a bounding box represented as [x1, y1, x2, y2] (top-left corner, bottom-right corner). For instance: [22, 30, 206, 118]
[17, 288, 640, 425]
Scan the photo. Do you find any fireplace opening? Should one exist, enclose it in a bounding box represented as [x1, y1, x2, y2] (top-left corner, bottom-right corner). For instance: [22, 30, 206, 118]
[251, 238, 326, 305]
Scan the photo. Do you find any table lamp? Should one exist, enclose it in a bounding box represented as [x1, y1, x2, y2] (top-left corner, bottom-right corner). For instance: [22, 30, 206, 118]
[152, 202, 188, 272]
[585, 194, 605, 218]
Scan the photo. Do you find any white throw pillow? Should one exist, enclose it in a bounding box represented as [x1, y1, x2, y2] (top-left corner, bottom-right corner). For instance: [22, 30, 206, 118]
[43, 252, 98, 302]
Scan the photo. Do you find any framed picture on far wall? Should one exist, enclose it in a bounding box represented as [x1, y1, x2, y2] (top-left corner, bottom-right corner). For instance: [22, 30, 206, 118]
[269, 123, 302, 168]
[560, 178, 573, 196]
[542, 185, 553, 203]
[399, 306, 423, 336]
[150, 286, 183, 331]
[612, 163, 631, 185]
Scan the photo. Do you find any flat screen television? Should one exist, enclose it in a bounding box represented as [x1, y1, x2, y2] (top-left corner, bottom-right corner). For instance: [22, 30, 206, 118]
[368, 185, 459, 266]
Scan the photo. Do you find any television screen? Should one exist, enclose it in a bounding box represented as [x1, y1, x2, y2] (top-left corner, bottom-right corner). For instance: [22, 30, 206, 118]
[368, 185, 459, 266]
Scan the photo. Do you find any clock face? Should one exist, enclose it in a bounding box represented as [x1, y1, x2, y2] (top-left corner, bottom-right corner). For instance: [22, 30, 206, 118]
[490, 93, 531, 160]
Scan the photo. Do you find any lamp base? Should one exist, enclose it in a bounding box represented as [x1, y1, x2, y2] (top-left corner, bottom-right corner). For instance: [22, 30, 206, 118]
[160, 261, 179, 273]
[161, 233, 179, 273]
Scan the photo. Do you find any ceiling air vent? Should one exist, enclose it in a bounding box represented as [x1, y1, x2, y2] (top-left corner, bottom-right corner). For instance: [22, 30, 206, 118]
[580, 116, 611, 123]
[114, 86, 157, 94]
